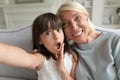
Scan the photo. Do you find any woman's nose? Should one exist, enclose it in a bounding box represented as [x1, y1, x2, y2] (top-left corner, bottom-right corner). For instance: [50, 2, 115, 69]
[70, 20, 78, 31]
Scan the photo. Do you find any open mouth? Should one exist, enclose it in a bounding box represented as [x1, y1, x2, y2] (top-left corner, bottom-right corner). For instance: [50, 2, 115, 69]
[55, 42, 61, 50]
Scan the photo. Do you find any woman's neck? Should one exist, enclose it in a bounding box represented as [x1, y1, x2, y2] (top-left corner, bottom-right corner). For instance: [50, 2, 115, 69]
[87, 31, 102, 43]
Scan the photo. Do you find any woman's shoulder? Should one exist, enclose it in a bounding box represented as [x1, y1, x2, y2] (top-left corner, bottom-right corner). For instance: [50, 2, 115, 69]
[101, 31, 120, 40]
[102, 31, 120, 47]
[106, 31, 120, 40]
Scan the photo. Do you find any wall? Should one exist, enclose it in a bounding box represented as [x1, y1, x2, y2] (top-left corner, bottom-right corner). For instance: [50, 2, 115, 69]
[0, 0, 71, 30]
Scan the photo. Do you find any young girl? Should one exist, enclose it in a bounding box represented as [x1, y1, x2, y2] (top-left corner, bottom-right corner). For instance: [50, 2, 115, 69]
[0, 13, 78, 80]
[32, 13, 78, 80]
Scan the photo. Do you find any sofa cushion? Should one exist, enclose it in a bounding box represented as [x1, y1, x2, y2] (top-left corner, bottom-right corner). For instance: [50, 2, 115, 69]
[0, 26, 37, 80]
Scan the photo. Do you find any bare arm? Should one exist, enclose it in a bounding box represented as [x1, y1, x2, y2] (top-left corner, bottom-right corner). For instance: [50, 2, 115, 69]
[58, 52, 77, 80]
[0, 43, 44, 70]
[70, 51, 78, 79]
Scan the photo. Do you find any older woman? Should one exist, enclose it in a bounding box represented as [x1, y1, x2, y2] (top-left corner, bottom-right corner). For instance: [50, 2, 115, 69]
[57, 1, 120, 80]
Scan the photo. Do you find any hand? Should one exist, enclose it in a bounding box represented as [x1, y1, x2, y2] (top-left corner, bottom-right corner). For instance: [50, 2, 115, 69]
[32, 49, 38, 54]
[56, 43, 65, 72]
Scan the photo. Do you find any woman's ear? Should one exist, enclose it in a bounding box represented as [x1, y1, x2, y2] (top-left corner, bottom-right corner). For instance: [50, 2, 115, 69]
[86, 15, 89, 21]
[84, 14, 89, 21]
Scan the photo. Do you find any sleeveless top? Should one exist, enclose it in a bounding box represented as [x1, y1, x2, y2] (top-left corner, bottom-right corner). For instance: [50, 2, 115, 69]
[37, 53, 73, 80]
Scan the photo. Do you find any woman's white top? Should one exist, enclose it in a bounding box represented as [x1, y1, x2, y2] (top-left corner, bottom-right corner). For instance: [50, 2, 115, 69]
[37, 53, 73, 80]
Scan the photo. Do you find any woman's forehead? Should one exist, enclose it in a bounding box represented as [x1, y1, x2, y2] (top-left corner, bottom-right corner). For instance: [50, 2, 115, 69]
[60, 11, 83, 19]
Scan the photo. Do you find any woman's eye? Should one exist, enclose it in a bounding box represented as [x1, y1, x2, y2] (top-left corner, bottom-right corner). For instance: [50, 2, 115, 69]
[62, 22, 66, 26]
[75, 15, 80, 21]
[62, 22, 69, 28]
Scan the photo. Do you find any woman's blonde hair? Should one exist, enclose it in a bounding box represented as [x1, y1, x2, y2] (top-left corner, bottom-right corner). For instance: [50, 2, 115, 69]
[57, 1, 95, 33]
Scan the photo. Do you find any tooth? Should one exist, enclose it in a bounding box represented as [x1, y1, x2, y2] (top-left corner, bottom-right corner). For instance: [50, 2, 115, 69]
[73, 31, 82, 36]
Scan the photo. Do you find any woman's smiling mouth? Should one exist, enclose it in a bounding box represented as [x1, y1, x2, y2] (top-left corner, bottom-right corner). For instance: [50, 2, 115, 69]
[72, 30, 82, 37]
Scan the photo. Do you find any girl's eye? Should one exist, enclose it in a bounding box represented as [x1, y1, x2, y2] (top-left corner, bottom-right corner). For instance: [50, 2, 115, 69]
[45, 31, 51, 35]
[57, 28, 61, 32]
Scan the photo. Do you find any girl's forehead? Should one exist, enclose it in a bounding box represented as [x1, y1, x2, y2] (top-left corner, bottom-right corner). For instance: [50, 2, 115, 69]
[42, 20, 62, 32]
[48, 21, 51, 28]
[47, 25, 59, 29]
[45, 25, 61, 31]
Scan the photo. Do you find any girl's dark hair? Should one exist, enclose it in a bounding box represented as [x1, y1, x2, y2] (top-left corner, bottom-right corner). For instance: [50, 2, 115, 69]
[32, 13, 72, 59]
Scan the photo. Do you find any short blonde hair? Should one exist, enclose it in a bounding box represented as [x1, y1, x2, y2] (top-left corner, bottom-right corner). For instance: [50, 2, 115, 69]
[57, 1, 95, 33]
[57, 1, 88, 16]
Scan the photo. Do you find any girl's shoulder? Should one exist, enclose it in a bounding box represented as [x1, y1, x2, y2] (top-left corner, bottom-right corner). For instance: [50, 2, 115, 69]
[66, 51, 78, 63]
[71, 51, 78, 63]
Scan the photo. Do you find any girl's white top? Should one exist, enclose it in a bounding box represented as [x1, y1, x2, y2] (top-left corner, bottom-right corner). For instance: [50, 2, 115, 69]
[37, 53, 72, 80]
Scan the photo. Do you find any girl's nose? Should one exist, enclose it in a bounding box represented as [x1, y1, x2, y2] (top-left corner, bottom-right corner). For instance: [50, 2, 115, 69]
[53, 31, 60, 40]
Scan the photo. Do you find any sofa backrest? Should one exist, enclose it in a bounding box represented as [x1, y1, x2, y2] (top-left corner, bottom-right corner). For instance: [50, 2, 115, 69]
[0, 26, 37, 80]
[0, 26, 33, 52]
[96, 27, 120, 34]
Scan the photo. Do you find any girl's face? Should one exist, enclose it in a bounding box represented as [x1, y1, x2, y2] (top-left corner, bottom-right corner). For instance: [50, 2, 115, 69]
[60, 10, 91, 45]
[40, 28, 64, 56]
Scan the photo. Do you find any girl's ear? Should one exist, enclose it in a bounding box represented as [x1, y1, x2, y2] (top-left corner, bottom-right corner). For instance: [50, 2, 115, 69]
[39, 38, 42, 45]
[39, 41, 42, 45]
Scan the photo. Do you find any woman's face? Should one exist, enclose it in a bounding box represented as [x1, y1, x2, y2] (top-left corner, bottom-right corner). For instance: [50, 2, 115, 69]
[60, 10, 91, 44]
[40, 28, 64, 56]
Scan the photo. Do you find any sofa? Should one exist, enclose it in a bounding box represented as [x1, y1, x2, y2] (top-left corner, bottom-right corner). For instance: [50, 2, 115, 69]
[0, 25, 37, 80]
[0, 25, 120, 80]
[96, 27, 120, 34]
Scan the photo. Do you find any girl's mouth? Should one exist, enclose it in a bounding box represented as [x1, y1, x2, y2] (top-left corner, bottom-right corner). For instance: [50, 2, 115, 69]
[55, 42, 61, 50]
